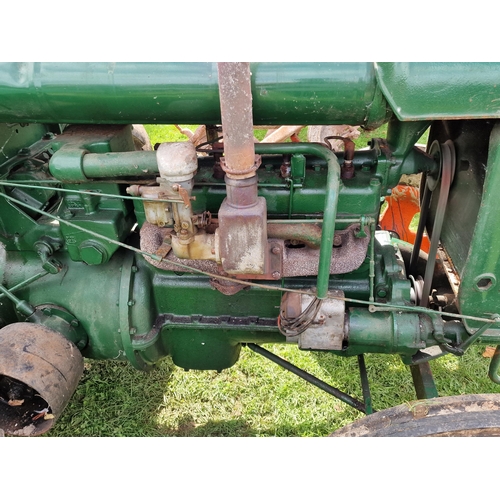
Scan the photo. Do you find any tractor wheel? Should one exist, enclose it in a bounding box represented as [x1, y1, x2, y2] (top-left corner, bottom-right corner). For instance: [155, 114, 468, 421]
[331, 394, 500, 437]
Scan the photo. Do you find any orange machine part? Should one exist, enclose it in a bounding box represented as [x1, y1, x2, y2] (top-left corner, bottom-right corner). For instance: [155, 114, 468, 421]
[379, 184, 430, 253]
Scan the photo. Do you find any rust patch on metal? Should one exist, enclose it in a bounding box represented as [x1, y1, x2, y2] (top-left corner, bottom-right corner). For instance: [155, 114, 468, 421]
[140, 222, 368, 279]
[217, 62, 258, 180]
[437, 245, 460, 296]
[0, 323, 83, 436]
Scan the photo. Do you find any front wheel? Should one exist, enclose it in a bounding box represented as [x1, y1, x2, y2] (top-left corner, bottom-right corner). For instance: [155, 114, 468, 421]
[331, 394, 500, 436]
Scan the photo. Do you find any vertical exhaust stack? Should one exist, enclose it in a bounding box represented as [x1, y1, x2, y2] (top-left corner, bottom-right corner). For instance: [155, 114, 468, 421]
[217, 62, 267, 275]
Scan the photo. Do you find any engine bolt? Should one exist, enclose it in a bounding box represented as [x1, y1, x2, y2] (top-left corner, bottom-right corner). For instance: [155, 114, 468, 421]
[271, 246, 281, 255]
[181, 221, 189, 229]
[272, 271, 281, 279]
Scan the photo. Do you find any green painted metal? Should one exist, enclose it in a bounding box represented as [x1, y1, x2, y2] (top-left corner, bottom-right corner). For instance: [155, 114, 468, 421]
[386, 117, 431, 157]
[488, 346, 500, 384]
[250, 62, 390, 127]
[5, 64, 500, 432]
[427, 120, 492, 276]
[342, 308, 431, 356]
[357, 354, 374, 414]
[458, 122, 500, 332]
[0, 62, 389, 127]
[0, 122, 479, 367]
[375, 62, 500, 121]
[2, 63, 499, 127]
[0, 123, 52, 168]
[254, 143, 340, 299]
[410, 363, 439, 399]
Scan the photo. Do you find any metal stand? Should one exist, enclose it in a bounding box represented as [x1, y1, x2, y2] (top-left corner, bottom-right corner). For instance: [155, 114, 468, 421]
[245, 343, 369, 414]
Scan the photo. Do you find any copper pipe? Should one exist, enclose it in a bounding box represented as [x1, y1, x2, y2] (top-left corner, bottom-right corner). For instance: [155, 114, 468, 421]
[325, 136, 355, 179]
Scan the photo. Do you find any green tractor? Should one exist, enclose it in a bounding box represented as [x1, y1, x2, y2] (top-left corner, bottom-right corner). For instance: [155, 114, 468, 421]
[1, 62, 500, 436]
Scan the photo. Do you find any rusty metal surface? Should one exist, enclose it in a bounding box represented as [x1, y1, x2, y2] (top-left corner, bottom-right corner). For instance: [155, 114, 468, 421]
[218, 196, 268, 275]
[437, 245, 460, 297]
[230, 241, 283, 281]
[282, 225, 369, 277]
[280, 290, 346, 350]
[267, 222, 322, 248]
[217, 176, 268, 275]
[217, 62, 258, 179]
[141, 222, 369, 279]
[0, 323, 83, 436]
[224, 175, 259, 208]
[325, 136, 356, 179]
[298, 290, 345, 350]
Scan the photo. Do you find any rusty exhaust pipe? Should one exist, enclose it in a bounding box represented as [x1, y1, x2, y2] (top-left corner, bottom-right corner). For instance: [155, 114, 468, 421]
[217, 62, 268, 275]
[0, 323, 83, 436]
[217, 62, 259, 181]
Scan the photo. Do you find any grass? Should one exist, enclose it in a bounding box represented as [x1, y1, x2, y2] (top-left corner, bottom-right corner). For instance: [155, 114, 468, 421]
[143, 124, 391, 149]
[46, 122, 499, 437]
[48, 344, 500, 437]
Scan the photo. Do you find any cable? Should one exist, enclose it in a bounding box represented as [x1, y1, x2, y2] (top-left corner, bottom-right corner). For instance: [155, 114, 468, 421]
[278, 296, 323, 336]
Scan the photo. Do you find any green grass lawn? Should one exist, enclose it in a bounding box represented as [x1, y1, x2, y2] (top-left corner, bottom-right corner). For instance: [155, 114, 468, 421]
[49, 344, 500, 437]
[46, 123, 500, 437]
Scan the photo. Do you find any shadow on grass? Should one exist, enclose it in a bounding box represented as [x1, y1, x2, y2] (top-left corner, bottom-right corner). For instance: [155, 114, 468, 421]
[156, 414, 348, 437]
[48, 358, 176, 437]
[158, 416, 253, 437]
[49, 343, 500, 437]
[47, 352, 358, 437]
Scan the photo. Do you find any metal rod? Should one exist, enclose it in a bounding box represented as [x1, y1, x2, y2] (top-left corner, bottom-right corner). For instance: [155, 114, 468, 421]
[217, 62, 256, 179]
[0, 283, 35, 316]
[0, 271, 49, 300]
[0, 181, 177, 203]
[245, 343, 367, 414]
[260, 217, 376, 225]
[369, 222, 376, 304]
[410, 362, 439, 399]
[489, 345, 500, 384]
[457, 322, 492, 351]
[357, 354, 374, 414]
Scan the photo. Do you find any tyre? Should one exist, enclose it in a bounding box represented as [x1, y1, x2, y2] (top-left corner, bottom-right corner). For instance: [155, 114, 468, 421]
[331, 394, 500, 436]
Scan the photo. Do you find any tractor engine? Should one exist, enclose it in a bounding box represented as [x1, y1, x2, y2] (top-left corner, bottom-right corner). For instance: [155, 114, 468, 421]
[1, 62, 500, 436]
